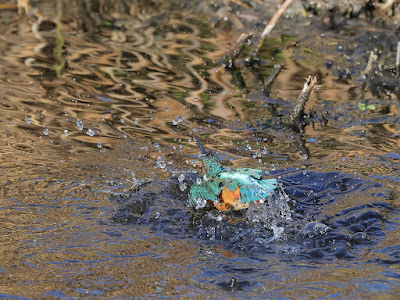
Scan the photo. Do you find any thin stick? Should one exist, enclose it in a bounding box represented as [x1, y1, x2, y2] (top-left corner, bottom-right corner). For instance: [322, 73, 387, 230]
[229, 33, 252, 65]
[396, 94, 400, 116]
[229, 0, 252, 9]
[396, 41, 400, 78]
[263, 64, 282, 94]
[288, 76, 317, 128]
[363, 52, 377, 76]
[254, 0, 294, 56]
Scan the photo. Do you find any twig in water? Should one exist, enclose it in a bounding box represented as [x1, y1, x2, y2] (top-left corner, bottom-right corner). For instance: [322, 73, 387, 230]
[53, 0, 65, 78]
[363, 52, 378, 76]
[223, 33, 252, 91]
[252, 0, 294, 57]
[224, 33, 252, 69]
[396, 41, 400, 78]
[263, 64, 282, 96]
[229, 0, 252, 9]
[287, 76, 317, 129]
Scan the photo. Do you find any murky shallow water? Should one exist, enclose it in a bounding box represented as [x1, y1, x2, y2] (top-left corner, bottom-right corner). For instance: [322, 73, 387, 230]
[0, 0, 399, 298]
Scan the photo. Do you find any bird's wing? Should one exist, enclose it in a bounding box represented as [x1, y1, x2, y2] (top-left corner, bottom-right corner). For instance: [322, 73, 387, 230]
[259, 178, 278, 194]
[188, 180, 221, 207]
[233, 168, 263, 179]
[217, 172, 278, 204]
[239, 178, 278, 204]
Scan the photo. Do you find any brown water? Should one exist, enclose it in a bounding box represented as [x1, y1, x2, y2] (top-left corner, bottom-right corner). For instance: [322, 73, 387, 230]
[0, 1, 399, 298]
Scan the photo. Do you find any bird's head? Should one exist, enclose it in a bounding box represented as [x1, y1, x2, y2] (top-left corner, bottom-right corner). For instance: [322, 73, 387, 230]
[194, 137, 225, 179]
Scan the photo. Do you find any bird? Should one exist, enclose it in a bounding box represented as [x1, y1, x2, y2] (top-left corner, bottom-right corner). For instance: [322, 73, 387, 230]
[188, 138, 278, 211]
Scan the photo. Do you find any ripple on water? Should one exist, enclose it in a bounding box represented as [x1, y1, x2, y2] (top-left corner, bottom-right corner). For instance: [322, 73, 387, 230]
[111, 168, 395, 265]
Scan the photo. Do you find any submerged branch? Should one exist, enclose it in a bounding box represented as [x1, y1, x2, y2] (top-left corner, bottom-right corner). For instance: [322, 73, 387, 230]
[287, 76, 317, 129]
[231, 33, 252, 64]
[223, 33, 252, 69]
[396, 41, 400, 78]
[263, 64, 282, 96]
[53, 0, 65, 78]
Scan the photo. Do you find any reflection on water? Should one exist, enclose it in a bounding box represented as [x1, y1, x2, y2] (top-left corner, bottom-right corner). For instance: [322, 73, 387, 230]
[0, 0, 399, 298]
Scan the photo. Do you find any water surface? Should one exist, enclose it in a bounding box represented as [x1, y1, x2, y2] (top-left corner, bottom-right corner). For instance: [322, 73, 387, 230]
[0, 0, 399, 298]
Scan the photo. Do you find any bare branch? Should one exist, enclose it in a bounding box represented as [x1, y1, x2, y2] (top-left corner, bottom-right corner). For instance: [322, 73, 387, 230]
[363, 52, 378, 76]
[396, 41, 400, 78]
[253, 0, 294, 56]
[288, 76, 317, 128]
[263, 64, 282, 95]
[228, 33, 252, 66]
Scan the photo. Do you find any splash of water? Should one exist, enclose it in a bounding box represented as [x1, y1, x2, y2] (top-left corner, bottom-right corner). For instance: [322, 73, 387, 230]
[246, 184, 293, 229]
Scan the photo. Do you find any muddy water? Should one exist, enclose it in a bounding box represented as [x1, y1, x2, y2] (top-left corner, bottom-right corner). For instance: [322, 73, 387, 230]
[0, 1, 399, 298]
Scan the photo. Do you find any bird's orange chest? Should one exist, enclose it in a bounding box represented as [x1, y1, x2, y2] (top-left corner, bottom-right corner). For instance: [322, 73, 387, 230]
[212, 187, 242, 211]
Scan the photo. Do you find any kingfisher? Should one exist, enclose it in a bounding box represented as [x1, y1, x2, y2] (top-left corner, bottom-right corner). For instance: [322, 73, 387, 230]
[189, 138, 278, 211]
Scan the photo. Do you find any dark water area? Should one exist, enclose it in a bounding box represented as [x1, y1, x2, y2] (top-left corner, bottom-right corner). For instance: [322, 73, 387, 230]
[0, 0, 399, 298]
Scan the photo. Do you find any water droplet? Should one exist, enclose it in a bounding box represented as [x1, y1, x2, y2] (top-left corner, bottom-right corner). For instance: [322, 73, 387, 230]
[97, 141, 102, 148]
[246, 144, 252, 150]
[179, 182, 187, 191]
[178, 174, 185, 182]
[43, 128, 49, 135]
[120, 118, 125, 124]
[64, 130, 69, 137]
[86, 128, 95, 136]
[26, 117, 31, 125]
[194, 97, 199, 101]
[172, 116, 185, 126]
[166, 107, 169, 111]
[157, 156, 166, 169]
[194, 198, 207, 209]
[76, 119, 84, 131]
[153, 142, 161, 152]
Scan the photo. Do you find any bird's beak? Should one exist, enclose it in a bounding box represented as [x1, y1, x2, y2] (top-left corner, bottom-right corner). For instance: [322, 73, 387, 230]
[194, 136, 206, 154]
